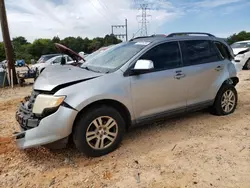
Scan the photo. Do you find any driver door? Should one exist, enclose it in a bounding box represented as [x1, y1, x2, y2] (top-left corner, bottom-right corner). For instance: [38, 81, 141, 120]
[130, 41, 187, 121]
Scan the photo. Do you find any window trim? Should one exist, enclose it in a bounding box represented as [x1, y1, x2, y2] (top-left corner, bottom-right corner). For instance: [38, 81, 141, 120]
[124, 40, 183, 76]
[214, 41, 232, 61]
[179, 39, 222, 67]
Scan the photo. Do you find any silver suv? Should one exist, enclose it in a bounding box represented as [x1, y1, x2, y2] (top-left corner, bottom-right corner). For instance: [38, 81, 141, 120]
[15, 32, 239, 157]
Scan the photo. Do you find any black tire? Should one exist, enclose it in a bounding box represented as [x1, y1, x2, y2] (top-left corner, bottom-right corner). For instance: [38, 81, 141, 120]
[73, 105, 125, 157]
[212, 84, 237, 116]
[243, 59, 250, 70]
[40, 68, 45, 73]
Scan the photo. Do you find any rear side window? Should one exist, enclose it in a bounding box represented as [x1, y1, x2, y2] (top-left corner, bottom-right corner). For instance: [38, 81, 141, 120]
[180, 40, 221, 66]
[214, 42, 231, 60]
[139, 42, 181, 70]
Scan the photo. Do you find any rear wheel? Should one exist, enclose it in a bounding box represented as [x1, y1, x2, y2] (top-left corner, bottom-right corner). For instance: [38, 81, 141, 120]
[212, 84, 237, 116]
[243, 59, 250, 70]
[73, 106, 125, 157]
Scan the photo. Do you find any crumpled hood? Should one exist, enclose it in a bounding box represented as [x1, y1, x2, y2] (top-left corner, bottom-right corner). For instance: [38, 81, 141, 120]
[232, 47, 249, 55]
[33, 65, 103, 91]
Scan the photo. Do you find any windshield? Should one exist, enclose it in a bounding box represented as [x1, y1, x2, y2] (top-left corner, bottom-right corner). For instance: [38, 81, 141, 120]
[84, 48, 107, 61]
[231, 42, 250, 48]
[37, 54, 58, 63]
[81, 41, 149, 73]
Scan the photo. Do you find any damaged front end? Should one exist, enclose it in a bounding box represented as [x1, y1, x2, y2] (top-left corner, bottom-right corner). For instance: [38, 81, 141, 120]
[14, 89, 78, 149]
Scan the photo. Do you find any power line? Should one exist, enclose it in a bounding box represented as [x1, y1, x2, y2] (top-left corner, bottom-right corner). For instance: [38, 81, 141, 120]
[86, 0, 113, 24]
[96, 0, 120, 22]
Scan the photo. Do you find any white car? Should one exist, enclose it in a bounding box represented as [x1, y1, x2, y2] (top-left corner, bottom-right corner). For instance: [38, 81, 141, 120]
[31, 55, 74, 73]
[231, 40, 250, 70]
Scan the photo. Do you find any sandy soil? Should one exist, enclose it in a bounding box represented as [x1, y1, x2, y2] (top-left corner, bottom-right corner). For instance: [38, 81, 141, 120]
[0, 71, 250, 188]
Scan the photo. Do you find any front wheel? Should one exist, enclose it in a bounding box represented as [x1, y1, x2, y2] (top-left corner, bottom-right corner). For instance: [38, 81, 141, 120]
[73, 106, 125, 157]
[212, 84, 237, 116]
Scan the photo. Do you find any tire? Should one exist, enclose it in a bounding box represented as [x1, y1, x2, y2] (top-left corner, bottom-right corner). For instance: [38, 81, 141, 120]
[243, 59, 250, 70]
[40, 68, 45, 73]
[212, 84, 237, 116]
[73, 105, 125, 157]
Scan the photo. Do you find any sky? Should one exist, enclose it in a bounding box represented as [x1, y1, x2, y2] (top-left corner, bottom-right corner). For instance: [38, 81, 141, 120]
[0, 0, 250, 42]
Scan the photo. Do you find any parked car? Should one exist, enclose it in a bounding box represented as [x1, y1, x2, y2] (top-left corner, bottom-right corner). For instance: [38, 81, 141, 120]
[37, 54, 61, 64]
[0, 60, 7, 68]
[30, 55, 75, 74]
[231, 40, 250, 70]
[84, 45, 115, 61]
[15, 32, 238, 157]
[15, 59, 25, 67]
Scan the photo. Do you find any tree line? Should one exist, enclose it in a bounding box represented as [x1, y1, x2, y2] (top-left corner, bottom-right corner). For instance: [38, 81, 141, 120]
[0, 31, 249, 63]
[0, 34, 121, 63]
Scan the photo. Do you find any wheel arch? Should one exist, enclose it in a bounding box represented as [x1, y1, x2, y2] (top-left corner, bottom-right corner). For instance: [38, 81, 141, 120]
[73, 99, 132, 132]
[223, 77, 239, 86]
[243, 58, 250, 69]
[213, 77, 238, 103]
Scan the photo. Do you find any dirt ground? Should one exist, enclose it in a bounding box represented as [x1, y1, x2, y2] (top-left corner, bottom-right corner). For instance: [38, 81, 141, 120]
[0, 71, 250, 188]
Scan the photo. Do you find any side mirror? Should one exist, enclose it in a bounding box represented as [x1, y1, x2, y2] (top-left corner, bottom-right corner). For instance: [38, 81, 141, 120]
[130, 60, 154, 75]
[61, 57, 66, 65]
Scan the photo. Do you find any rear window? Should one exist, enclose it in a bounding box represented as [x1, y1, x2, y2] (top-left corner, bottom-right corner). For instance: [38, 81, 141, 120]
[180, 40, 221, 66]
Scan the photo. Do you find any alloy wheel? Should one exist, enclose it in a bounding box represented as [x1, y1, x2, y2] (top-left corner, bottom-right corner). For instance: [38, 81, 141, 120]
[86, 116, 118, 150]
[221, 90, 236, 113]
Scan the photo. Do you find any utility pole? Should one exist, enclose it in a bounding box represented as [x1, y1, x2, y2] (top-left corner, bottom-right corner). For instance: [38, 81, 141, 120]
[0, 0, 17, 84]
[111, 19, 128, 41]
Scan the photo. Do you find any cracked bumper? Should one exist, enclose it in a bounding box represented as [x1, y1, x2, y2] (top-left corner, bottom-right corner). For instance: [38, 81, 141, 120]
[14, 106, 78, 149]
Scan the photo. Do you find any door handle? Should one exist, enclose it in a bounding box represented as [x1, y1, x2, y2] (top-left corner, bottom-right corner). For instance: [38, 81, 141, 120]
[215, 66, 223, 71]
[174, 73, 185, 79]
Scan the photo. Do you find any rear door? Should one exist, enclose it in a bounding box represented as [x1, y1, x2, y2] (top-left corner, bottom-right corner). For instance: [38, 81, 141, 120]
[180, 40, 226, 107]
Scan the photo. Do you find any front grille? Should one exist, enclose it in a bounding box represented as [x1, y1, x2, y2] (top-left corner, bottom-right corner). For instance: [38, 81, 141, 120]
[16, 90, 41, 130]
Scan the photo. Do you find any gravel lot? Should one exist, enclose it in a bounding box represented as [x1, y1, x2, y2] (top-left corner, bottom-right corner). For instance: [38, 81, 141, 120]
[0, 71, 250, 188]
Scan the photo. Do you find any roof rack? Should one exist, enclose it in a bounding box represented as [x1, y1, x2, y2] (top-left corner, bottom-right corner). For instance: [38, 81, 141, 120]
[129, 36, 152, 41]
[167, 32, 215, 37]
[129, 34, 166, 41]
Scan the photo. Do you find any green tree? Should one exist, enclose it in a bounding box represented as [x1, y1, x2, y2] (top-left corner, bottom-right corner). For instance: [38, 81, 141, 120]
[12, 36, 29, 46]
[227, 31, 250, 44]
[52, 36, 60, 43]
[28, 39, 57, 60]
[0, 34, 122, 63]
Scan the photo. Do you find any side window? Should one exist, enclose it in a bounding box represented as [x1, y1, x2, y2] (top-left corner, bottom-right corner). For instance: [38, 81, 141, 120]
[53, 57, 62, 64]
[180, 40, 221, 66]
[139, 42, 181, 70]
[214, 42, 231, 60]
[67, 56, 73, 62]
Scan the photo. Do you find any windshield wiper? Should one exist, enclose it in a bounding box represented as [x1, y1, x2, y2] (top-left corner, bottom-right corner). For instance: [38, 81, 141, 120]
[82, 66, 102, 73]
[82, 66, 90, 71]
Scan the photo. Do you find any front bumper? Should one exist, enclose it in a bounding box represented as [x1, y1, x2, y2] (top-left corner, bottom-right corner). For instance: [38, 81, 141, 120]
[14, 104, 78, 149]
